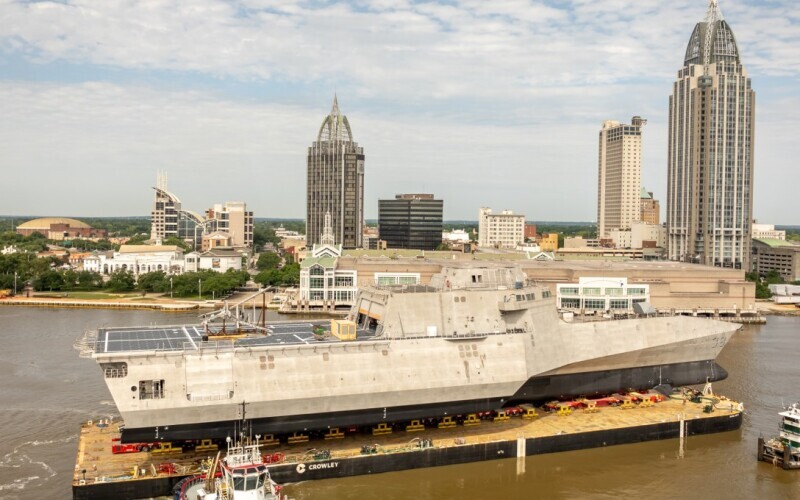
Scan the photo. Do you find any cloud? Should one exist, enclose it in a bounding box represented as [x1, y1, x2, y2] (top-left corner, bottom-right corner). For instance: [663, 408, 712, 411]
[1, 1, 798, 223]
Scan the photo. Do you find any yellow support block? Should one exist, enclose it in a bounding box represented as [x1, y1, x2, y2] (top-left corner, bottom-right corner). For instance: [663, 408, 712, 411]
[372, 423, 393, 436]
[324, 428, 345, 440]
[556, 406, 573, 417]
[584, 402, 599, 413]
[639, 399, 654, 408]
[438, 416, 456, 429]
[619, 401, 635, 410]
[521, 405, 539, 419]
[463, 414, 481, 426]
[405, 420, 425, 432]
[261, 434, 280, 447]
[194, 439, 219, 453]
[493, 410, 510, 422]
[287, 432, 309, 444]
[151, 442, 181, 455]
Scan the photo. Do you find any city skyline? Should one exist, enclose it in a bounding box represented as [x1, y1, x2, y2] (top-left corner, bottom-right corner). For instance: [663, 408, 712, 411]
[2, 1, 798, 224]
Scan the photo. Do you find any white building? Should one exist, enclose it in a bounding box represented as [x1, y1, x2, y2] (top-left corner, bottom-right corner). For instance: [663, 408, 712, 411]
[478, 207, 525, 248]
[752, 224, 786, 241]
[608, 222, 667, 249]
[84, 245, 185, 276]
[557, 277, 650, 312]
[274, 226, 305, 240]
[184, 249, 244, 273]
[206, 201, 254, 248]
[442, 229, 470, 245]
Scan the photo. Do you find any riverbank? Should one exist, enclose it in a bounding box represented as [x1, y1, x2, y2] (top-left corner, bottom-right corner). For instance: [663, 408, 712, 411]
[755, 301, 800, 316]
[0, 294, 211, 312]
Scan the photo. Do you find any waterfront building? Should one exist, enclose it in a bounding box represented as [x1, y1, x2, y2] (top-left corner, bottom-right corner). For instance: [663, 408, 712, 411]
[16, 217, 107, 241]
[597, 117, 645, 238]
[306, 95, 365, 249]
[184, 249, 244, 273]
[478, 208, 525, 248]
[640, 188, 661, 225]
[557, 277, 650, 313]
[299, 213, 357, 309]
[667, 1, 755, 269]
[751, 239, 800, 282]
[205, 202, 254, 248]
[83, 245, 185, 276]
[378, 194, 443, 250]
[751, 224, 786, 241]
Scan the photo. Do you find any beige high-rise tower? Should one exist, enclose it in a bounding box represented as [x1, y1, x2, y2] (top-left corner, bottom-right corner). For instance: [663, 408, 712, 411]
[306, 96, 365, 249]
[597, 117, 645, 238]
[667, 1, 755, 269]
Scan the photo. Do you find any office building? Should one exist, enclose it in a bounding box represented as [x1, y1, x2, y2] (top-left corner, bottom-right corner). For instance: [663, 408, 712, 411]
[751, 239, 800, 282]
[597, 117, 645, 238]
[378, 194, 443, 250]
[205, 201, 254, 248]
[478, 208, 525, 249]
[667, 1, 755, 269]
[751, 224, 785, 241]
[640, 188, 661, 225]
[306, 95, 365, 249]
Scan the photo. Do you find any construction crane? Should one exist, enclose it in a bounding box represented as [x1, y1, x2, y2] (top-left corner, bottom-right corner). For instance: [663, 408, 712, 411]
[700, 0, 723, 86]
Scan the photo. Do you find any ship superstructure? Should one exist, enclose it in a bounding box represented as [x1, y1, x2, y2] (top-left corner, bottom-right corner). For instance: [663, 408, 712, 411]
[79, 265, 740, 443]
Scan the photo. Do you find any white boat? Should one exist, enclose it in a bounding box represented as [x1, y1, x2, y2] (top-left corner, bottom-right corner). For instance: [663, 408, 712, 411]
[175, 427, 282, 499]
[758, 403, 800, 469]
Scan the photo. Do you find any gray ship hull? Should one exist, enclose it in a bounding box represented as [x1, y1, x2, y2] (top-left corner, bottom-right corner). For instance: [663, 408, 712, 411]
[120, 359, 727, 442]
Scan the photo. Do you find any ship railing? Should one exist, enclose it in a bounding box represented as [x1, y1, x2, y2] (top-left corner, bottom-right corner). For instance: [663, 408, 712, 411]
[74, 329, 99, 358]
[185, 340, 236, 354]
[389, 329, 529, 341]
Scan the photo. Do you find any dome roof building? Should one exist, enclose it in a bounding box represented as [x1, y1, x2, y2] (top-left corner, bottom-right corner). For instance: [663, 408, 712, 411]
[16, 217, 106, 240]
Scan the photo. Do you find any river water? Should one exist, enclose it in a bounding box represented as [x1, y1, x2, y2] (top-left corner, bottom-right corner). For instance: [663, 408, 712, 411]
[0, 308, 797, 499]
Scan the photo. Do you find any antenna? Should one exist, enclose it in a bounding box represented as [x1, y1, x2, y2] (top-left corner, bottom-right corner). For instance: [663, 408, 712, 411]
[701, 1, 723, 82]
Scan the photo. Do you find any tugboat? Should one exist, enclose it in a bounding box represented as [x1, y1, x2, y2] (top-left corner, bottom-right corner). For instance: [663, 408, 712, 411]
[758, 403, 800, 470]
[174, 421, 282, 499]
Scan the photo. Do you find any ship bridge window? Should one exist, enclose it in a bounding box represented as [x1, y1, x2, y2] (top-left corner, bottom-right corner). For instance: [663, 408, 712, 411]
[139, 379, 165, 400]
[102, 362, 127, 378]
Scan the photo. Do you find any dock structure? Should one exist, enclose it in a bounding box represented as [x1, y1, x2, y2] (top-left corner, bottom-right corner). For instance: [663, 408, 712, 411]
[73, 396, 742, 500]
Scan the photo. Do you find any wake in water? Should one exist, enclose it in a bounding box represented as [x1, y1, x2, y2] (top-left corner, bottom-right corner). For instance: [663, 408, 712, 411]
[0, 436, 74, 492]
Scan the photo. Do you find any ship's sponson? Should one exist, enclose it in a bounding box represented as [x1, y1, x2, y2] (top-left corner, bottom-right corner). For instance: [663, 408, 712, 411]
[87, 265, 740, 442]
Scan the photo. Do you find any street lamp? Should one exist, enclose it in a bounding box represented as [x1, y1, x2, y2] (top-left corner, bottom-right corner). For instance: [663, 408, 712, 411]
[169, 276, 173, 298]
[13, 272, 17, 295]
[198, 278, 202, 299]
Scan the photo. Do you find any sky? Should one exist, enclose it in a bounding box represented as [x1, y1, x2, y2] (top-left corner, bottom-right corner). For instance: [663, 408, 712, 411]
[1, 0, 798, 223]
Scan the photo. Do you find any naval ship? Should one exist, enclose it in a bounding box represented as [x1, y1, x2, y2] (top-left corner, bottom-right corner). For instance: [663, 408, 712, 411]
[78, 266, 739, 443]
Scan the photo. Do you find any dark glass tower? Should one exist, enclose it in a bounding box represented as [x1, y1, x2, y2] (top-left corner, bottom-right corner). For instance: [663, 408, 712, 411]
[379, 194, 443, 250]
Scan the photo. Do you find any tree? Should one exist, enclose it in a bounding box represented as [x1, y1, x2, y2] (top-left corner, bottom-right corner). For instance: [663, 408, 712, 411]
[163, 237, 191, 252]
[256, 252, 281, 271]
[137, 271, 170, 293]
[33, 270, 65, 292]
[107, 269, 135, 292]
[255, 263, 299, 287]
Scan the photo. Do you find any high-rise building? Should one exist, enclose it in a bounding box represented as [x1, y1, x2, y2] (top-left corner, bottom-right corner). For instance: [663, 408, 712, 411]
[205, 201, 254, 248]
[667, 1, 755, 269]
[640, 188, 661, 225]
[378, 194, 443, 250]
[597, 117, 645, 238]
[478, 208, 525, 249]
[306, 96, 365, 249]
[150, 172, 206, 246]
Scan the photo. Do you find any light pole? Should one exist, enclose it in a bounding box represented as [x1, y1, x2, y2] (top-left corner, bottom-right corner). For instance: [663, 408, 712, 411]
[169, 276, 173, 298]
[198, 278, 202, 300]
[13, 272, 17, 295]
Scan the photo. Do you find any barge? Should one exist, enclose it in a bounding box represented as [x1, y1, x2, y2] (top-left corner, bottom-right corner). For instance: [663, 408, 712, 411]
[73, 393, 743, 500]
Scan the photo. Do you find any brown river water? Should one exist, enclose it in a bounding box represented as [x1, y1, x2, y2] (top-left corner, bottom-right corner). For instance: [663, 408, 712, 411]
[0, 307, 797, 499]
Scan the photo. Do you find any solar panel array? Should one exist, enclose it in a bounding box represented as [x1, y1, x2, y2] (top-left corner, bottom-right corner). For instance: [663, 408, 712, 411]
[95, 321, 374, 353]
[97, 326, 204, 353]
